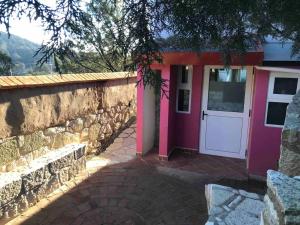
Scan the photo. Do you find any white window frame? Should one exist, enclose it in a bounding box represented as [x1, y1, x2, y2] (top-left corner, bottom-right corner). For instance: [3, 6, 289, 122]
[176, 65, 193, 114]
[265, 72, 300, 128]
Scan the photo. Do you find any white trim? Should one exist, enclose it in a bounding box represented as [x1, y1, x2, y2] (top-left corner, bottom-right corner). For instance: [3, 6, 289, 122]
[199, 66, 253, 159]
[255, 66, 300, 74]
[176, 65, 193, 114]
[264, 72, 300, 127]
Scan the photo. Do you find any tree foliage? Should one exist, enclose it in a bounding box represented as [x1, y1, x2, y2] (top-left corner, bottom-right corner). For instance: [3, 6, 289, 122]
[0, 0, 300, 87]
[0, 50, 13, 75]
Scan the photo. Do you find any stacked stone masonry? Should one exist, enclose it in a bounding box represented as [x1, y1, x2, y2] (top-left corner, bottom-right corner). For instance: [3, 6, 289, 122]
[0, 76, 137, 172]
[0, 144, 86, 220]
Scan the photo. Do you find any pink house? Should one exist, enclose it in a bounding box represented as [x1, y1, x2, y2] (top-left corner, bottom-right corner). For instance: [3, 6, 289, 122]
[136, 40, 300, 178]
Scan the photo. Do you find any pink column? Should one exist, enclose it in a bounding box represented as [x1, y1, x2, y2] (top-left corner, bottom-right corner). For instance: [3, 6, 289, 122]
[159, 65, 172, 159]
[136, 67, 144, 156]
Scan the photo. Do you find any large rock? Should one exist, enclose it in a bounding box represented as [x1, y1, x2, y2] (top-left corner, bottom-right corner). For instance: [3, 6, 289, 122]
[279, 90, 300, 176]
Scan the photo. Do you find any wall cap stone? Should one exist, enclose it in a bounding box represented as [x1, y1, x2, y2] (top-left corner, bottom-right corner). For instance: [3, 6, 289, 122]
[0, 72, 137, 89]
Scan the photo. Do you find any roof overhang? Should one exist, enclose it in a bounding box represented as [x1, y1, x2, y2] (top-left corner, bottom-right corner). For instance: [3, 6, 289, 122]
[255, 66, 300, 74]
[155, 51, 264, 66]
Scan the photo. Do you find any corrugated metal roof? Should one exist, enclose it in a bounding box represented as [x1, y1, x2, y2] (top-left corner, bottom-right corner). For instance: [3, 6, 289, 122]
[0, 72, 136, 89]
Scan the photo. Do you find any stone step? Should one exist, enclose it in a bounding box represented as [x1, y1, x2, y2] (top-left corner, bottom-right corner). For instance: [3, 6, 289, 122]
[0, 144, 86, 221]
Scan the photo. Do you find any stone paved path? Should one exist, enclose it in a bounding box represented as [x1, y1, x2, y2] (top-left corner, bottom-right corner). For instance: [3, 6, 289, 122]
[6, 123, 262, 225]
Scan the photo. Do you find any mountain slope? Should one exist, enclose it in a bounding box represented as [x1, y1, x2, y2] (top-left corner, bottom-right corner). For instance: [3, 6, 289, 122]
[0, 32, 42, 67]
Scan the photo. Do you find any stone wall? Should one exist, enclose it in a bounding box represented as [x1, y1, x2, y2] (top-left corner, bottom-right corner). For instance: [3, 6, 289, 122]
[0, 75, 136, 172]
[0, 144, 86, 220]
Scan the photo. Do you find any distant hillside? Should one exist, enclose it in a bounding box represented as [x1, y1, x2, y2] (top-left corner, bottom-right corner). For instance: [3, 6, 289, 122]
[0, 32, 52, 75]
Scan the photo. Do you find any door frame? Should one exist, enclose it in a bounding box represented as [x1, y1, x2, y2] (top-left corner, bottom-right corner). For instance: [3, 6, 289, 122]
[199, 65, 254, 159]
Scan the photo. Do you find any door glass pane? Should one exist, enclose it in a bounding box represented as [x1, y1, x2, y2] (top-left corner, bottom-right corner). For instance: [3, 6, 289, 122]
[266, 102, 289, 125]
[208, 69, 246, 112]
[273, 77, 298, 95]
[178, 89, 190, 112]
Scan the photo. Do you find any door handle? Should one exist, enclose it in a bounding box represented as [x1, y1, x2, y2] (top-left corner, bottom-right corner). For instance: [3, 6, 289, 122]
[202, 110, 208, 120]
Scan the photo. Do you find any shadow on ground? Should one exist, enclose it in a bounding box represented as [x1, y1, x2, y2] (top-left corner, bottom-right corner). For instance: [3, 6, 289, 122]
[14, 159, 209, 225]
[5, 123, 265, 225]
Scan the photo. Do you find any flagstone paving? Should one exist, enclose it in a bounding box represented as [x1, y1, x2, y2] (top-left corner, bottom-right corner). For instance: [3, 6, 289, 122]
[5, 123, 264, 225]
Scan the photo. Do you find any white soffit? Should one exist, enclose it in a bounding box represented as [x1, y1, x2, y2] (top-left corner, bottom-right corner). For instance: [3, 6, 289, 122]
[255, 66, 300, 74]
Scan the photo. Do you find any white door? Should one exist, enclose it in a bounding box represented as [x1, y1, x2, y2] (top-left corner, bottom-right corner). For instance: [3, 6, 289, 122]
[200, 66, 253, 159]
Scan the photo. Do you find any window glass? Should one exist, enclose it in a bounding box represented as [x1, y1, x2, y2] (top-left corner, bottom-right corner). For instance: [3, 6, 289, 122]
[177, 89, 190, 112]
[266, 102, 289, 126]
[181, 67, 188, 83]
[273, 77, 298, 95]
[208, 69, 246, 112]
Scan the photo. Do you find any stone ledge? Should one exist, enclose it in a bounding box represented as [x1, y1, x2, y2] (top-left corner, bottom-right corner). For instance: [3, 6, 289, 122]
[0, 144, 86, 221]
[262, 170, 300, 225]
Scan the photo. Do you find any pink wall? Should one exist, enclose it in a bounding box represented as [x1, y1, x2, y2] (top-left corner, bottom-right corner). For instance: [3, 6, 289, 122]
[247, 69, 282, 177]
[174, 65, 203, 150]
[158, 65, 173, 157]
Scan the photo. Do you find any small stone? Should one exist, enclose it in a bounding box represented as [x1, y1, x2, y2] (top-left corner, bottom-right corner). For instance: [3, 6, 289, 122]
[239, 190, 261, 200]
[81, 128, 89, 142]
[69, 118, 84, 133]
[84, 114, 96, 127]
[17, 136, 25, 148]
[223, 205, 230, 212]
[228, 195, 242, 208]
[44, 127, 65, 136]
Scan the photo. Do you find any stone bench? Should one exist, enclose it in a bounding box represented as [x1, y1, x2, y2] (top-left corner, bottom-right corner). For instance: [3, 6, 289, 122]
[0, 144, 86, 219]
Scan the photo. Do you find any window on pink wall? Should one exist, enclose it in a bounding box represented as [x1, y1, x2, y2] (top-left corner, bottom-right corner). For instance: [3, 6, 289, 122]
[176, 65, 193, 114]
[265, 72, 300, 127]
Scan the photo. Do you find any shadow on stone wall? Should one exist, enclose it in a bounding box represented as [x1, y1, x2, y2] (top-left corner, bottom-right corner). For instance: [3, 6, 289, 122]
[5, 98, 25, 136]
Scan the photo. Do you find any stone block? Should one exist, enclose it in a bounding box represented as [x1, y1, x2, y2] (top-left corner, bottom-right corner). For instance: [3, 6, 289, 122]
[0, 172, 22, 206]
[0, 137, 20, 167]
[21, 159, 48, 193]
[48, 152, 74, 175]
[50, 132, 80, 149]
[266, 170, 300, 224]
[20, 131, 47, 155]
